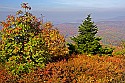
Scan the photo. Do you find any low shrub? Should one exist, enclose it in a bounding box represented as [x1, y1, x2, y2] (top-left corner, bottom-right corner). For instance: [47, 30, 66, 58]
[99, 46, 114, 56]
[1, 55, 125, 83]
[114, 41, 125, 56]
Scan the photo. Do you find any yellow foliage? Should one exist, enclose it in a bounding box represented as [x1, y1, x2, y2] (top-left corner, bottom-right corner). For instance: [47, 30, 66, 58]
[42, 22, 69, 57]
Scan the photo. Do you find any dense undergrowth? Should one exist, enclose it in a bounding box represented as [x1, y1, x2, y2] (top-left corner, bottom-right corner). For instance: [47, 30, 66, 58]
[0, 55, 125, 83]
[0, 3, 125, 83]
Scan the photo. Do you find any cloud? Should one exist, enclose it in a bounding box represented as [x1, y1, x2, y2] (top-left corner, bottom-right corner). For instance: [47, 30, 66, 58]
[50, 0, 125, 8]
[0, 6, 18, 10]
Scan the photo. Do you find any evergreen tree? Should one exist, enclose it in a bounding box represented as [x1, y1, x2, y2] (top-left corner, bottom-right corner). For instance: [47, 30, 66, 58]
[71, 14, 102, 54]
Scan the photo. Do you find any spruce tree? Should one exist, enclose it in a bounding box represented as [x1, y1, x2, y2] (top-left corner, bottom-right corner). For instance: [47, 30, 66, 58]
[71, 14, 102, 54]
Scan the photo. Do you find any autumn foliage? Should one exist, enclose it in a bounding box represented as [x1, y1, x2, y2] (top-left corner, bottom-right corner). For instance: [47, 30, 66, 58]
[42, 22, 69, 57]
[0, 55, 125, 83]
[0, 3, 125, 83]
[0, 3, 68, 75]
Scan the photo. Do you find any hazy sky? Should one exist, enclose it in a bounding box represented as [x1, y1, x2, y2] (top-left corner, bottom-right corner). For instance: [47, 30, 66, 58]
[0, 0, 125, 11]
[0, 0, 125, 24]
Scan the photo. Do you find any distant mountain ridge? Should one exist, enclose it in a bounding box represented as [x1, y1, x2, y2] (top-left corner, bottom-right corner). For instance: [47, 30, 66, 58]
[99, 16, 125, 21]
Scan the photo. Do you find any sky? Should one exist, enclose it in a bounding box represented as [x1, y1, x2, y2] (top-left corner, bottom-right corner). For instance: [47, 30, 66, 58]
[0, 0, 125, 24]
